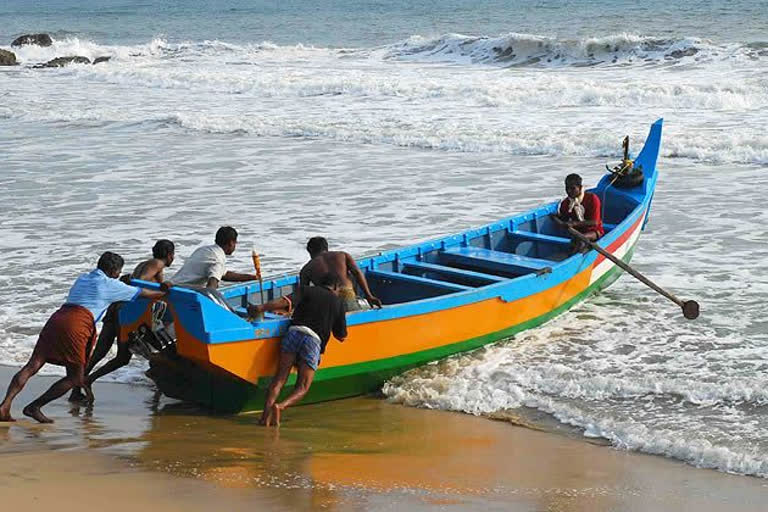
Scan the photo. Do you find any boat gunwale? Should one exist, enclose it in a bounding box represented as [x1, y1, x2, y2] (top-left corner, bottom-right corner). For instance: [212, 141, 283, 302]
[127, 120, 662, 344]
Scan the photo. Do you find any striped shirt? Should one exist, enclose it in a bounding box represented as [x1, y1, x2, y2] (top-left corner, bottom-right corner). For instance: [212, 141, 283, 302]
[66, 269, 141, 322]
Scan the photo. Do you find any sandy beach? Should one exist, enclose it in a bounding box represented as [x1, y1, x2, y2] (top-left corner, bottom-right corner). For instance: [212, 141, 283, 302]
[1, 366, 766, 511]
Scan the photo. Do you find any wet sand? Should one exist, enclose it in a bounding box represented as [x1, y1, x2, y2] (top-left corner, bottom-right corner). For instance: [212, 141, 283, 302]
[1, 366, 766, 511]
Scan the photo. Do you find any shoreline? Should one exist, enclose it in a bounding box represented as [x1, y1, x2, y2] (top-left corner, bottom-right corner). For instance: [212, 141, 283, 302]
[2, 365, 767, 510]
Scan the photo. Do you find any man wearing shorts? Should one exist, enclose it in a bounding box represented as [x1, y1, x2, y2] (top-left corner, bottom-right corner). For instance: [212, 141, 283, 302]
[259, 276, 347, 427]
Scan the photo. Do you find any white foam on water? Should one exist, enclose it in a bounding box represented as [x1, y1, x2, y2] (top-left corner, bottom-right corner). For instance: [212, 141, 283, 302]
[2, 34, 766, 165]
[2, 31, 767, 477]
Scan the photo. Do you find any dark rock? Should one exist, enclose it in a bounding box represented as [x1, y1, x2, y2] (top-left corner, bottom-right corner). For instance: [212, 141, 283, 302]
[0, 49, 17, 66]
[669, 47, 699, 59]
[34, 56, 91, 68]
[11, 33, 53, 47]
[92, 56, 111, 64]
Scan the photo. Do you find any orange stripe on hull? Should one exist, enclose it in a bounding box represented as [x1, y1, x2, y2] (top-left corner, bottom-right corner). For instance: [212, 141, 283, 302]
[184, 265, 594, 385]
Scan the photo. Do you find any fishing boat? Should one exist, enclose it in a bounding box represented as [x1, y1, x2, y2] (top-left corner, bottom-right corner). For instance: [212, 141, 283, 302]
[121, 119, 664, 413]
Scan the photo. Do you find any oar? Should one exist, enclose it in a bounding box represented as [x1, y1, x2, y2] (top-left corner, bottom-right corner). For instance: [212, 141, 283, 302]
[251, 248, 265, 307]
[563, 223, 699, 319]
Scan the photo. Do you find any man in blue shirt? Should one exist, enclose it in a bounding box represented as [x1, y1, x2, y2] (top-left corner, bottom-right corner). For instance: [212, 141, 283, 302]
[0, 252, 165, 424]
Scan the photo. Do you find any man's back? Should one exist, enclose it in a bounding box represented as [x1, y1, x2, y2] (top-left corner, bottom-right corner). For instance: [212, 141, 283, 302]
[301, 251, 353, 289]
[131, 258, 165, 283]
[291, 286, 347, 353]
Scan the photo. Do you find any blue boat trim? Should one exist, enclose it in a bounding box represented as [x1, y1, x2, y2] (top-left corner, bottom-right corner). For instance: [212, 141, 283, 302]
[122, 119, 663, 348]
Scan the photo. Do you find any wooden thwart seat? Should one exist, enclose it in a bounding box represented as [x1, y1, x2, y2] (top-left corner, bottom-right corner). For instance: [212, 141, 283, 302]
[402, 261, 505, 285]
[367, 269, 471, 292]
[440, 246, 553, 275]
[510, 231, 571, 246]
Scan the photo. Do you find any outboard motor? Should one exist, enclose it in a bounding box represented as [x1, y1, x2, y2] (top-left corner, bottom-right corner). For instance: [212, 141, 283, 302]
[127, 301, 175, 359]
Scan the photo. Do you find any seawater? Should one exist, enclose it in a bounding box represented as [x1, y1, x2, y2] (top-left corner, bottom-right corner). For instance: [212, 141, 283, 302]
[1, 0, 767, 479]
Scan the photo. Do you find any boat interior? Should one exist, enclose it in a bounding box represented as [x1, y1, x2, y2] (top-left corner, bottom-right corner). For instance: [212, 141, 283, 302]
[217, 178, 644, 318]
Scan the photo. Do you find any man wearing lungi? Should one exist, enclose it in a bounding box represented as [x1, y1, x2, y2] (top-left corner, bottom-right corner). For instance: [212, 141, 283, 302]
[0, 251, 166, 423]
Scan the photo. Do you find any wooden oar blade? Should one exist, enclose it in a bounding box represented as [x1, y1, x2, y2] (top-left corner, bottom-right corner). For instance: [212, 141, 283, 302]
[682, 300, 700, 320]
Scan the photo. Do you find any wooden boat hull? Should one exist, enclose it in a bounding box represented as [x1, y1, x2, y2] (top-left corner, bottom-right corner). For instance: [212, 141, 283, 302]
[122, 120, 663, 413]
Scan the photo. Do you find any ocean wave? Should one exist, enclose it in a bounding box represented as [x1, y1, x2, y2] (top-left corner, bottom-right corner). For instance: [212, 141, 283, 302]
[382, 353, 768, 478]
[1, 36, 328, 66]
[3, 106, 767, 166]
[379, 32, 768, 68]
[4, 32, 768, 69]
[545, 399, 768, 478]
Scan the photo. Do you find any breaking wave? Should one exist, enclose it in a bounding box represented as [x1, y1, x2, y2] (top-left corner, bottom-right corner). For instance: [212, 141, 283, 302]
[379, 32, 768, 67]
[4, 32, 768, 69]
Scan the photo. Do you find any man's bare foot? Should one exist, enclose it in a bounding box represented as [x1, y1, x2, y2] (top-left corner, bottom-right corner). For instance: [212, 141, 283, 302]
[23, 404, 54, 424]
[260, 407, 273, 426]
[83, 384, 95, 405]
[68, 388, 85, 402]
[271, 404, 282, 427]
[0, 406, 15, 422]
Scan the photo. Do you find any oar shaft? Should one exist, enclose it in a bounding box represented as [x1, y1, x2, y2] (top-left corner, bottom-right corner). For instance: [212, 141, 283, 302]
[567, 226, 685, 308]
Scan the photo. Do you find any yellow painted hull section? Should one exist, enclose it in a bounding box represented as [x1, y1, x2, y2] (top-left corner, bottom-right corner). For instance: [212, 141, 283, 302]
[186, 265, 593, 385]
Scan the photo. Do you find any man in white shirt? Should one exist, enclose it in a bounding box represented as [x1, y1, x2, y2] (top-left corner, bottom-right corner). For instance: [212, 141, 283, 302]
[171, 226, 257, 289]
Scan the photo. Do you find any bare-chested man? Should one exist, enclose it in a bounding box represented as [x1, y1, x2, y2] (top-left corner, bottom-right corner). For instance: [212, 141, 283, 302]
[131, 239, 175, 284]
[299, 237, 382, 312]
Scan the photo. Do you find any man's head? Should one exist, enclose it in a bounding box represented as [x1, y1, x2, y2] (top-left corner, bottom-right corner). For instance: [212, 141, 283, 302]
[564, 173, 583, 199]
[306, 236, 329, 259]
[152, 239, 175, 266]
[215, 226, 238, 255]
[97, 251, 124, 279]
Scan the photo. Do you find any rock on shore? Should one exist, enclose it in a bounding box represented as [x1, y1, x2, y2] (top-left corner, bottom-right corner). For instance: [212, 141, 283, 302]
[34, 56, 91, 68]
[11, 33, 53, 47]
[0, 49, 17, 66]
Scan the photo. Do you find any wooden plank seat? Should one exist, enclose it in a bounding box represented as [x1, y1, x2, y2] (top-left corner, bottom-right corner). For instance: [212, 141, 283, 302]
[510, 231, 571, 246]
[402, 261, 505, 285]
[440, 246, 553, 276]
[367, 269, 471, 292]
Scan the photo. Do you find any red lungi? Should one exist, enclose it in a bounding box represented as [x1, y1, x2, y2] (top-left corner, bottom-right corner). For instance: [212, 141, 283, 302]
[32, 305, 96, 367]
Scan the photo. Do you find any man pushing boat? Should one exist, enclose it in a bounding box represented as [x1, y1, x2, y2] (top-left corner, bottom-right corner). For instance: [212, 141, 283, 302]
[301, 236, 382, 311]
[259, 275, 348, 427]
[69, 239, 176, 403]
[0, 252, 166, 423]
[171, 226, 259, 289]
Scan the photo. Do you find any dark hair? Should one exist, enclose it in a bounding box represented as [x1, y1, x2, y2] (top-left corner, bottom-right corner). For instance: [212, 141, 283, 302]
[215, 226, 238, 246]
[152, 239, 175, 259]
[565, 173, 583, 187]
[97, 251, 124, 275]
[306, 236, 328, 255]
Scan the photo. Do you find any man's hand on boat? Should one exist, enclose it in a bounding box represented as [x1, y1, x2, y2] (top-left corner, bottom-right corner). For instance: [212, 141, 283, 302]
[365, 294, 383, 309]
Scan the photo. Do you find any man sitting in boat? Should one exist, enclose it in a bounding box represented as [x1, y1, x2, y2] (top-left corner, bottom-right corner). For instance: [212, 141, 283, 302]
[69, 239, 176, 403]
[170, 226, 258, 289]
[260, 275, 347, 427]
[0, 252, 166, 423]
[300, 236, 382, 311]
[556, 173, 605, 252]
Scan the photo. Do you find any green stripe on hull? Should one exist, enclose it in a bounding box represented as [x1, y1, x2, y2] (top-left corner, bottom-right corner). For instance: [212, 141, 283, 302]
[152, 245, 637, 413]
